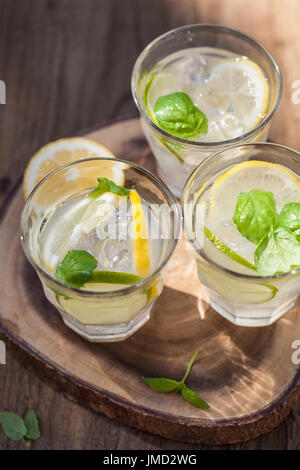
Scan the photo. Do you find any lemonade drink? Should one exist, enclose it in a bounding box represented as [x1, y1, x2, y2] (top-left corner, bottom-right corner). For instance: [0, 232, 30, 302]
[39, 188, 163, 322]
[132, 25, 282, 197]
[182, 143, 300, 327]
[21, 158, 179, 341]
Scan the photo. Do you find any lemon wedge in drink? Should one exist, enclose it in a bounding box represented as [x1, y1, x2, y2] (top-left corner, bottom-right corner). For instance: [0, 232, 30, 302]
[144, 57, 269, 142]
[210, 161, 300, 220]
[23, 137, 122, 202]
[203, 160, 300, 275]
[129, 189, 151, 277]
[199, 57, 269, 141]
[41, 192, 119, 269]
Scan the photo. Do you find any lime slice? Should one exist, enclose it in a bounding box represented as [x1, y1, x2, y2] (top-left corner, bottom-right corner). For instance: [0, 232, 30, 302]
[143, 72, 185, 164]
[197, 259, 278, 304]
[203, 227, 278, 302]
[144, 73, 160, 124]
[204, 226, 256, 271]
[87, 271, 142, 285]
[143, 72, 180, 121]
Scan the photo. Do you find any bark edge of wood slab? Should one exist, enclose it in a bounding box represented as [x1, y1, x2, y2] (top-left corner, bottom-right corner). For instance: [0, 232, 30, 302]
[1, 117, 300, 446]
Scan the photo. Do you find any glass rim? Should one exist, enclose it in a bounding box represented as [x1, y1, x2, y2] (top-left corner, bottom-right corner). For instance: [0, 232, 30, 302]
[131, 23, 283, 148]
[21, 156, 181, 298]
[181, 141, 300, 281]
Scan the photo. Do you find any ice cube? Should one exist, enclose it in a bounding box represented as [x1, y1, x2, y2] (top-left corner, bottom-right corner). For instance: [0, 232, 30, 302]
[98, 239, 133, 272]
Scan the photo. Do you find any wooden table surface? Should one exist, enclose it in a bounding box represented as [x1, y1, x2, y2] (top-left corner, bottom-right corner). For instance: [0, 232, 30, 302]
[1, 0, 300, 450]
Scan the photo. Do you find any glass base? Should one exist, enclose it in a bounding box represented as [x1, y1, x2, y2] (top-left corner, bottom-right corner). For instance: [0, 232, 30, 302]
[210, 295, 297, 327]
[58, 304, 153, 342]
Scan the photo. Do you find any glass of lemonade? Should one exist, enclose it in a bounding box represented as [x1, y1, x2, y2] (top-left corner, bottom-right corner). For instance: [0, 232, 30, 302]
[21, 158, 180, 342]
[182, 143, 300, 327]
[132, 24, 282, 198]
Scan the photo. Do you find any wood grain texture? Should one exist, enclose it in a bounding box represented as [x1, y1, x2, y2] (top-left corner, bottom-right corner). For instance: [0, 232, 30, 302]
[156, 0, 300, 150]
[1, 0, 300, 450]
[2, 118, 300, 447]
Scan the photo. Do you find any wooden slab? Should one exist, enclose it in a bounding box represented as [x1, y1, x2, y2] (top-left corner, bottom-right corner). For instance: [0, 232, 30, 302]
[1, 117, 300, 445]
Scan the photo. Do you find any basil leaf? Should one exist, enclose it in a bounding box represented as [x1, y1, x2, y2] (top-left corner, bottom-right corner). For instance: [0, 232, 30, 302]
[233, 189, 278, 244]
[154, 92, 208, 140]
[24, 410, 40, 440]
[255, 226, 300, 275]
[55, 250, 97, 288]
[181, 385, 210, 409]
[89, 177, 129, 199]
[142, 377, 180, 392]
[279, 202, 300, 240]
[0, 412, 27, 441]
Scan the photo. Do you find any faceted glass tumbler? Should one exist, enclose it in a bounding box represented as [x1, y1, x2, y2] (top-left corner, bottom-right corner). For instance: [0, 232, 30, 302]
[182, 143, 300, 327]
[21, 158, 180, 342]
[132, 24, 282, 198]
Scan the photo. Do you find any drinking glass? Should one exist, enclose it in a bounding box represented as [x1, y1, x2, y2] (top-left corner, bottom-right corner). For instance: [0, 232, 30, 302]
[182, 143, 300, 327]
[21, 158, 180, 341]
[132, 24, 282, 198]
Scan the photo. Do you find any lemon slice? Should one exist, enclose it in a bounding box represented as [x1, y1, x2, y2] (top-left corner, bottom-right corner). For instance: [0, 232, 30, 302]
[203, 161, 300, 272]
[40, 196, 91, 270]
[200, 58, 269, 140]
[76, 193, 117, 235]
[210, 161, 300, 213]
[23, 137, 121, 200]
[129, 190, 151, 277]
[41, 193, 118, 270]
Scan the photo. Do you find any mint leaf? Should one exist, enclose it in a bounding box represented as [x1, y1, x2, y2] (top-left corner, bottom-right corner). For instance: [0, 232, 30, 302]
[181, 385, 210, 409]
[55, 250, 97, 288]
[279, 203, 300, 240]
[142, 377, 180, 392]
[142, 348, 209, 409]
[24, 410, 40, 440]
[233, 189, 278, 244]
[255, 226, 300, 275]
[89, 177, 129, 199]
[180, 347, 200, 384]
[0, 412, 27, 441]
[154, 92, 208, 140]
